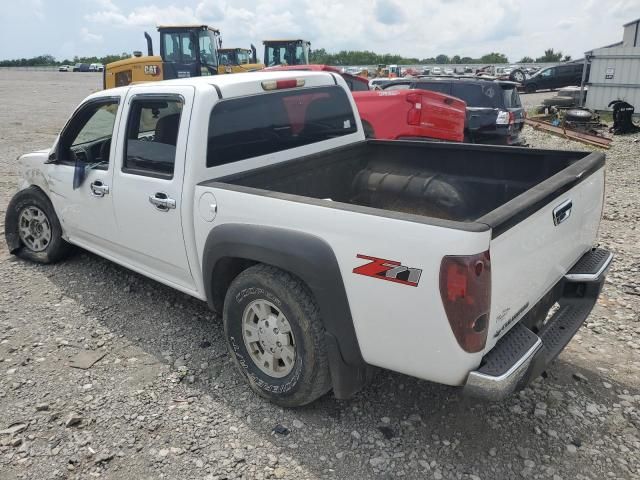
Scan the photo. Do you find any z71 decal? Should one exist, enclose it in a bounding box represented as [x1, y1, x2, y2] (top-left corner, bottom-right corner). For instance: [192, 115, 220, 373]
[353, 254, 422, 287]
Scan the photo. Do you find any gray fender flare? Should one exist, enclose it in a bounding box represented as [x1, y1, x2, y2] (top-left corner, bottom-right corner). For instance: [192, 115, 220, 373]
[202, 223, 370, 398]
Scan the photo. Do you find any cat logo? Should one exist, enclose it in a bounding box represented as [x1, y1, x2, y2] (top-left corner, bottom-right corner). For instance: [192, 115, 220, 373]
[144, 65, 161, 76]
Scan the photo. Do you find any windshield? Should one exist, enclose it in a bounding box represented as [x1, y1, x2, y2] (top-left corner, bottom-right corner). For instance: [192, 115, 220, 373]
[198, 30, 218, 67]
[265, 43, 308, 66]
[219, 51, 235, 65]
[237, 51, 251, 64]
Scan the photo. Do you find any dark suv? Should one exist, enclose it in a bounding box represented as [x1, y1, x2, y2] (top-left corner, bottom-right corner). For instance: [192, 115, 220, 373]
[521, 62, 587, 93]
[383, 77, 525, 145]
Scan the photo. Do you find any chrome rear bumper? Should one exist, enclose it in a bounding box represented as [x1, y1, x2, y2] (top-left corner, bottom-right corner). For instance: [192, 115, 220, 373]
[464, 247, 612, 401]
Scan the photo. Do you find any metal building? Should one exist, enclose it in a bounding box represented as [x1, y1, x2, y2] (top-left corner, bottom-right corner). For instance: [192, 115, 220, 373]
[584, 18, 640, 111]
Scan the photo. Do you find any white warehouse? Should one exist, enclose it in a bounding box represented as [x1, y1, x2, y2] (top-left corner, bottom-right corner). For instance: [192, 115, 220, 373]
[585, 18, 640, 111]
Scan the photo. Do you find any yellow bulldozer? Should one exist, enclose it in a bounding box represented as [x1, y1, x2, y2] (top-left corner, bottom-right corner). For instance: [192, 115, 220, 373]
[262, 39, 311, 67]
[104, 25, 263, 89]
[218, 46, 264, 73]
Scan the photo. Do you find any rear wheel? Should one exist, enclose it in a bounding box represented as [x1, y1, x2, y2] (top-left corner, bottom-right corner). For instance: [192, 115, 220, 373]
[223, 264, 331, 407]
[5, 187, 72, 264]
[543, 96, 575, 107]
[509, 69, 526, 83]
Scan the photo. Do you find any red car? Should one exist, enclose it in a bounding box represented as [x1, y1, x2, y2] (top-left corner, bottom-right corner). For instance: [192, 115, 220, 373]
[263, 64, 466, 142]
[352, 89, 465, 142]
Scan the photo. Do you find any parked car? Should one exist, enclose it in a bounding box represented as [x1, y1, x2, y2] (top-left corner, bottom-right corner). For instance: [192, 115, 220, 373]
[5, 71, 611, 408]
[353, 89, 466, 141]
[58, 65, 71, 72]
[520, 62, 587, 93]
[443, 67, 454, 75]
[368, 78, 396, 89]
[264, 64, 466, 142]
[89, 63, 104, 72]
[72, 63, 90, 72]
[382, 77, 526, 145]
[431, 66, 442, 75]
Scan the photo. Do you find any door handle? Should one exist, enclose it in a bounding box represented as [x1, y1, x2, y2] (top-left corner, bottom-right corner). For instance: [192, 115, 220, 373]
[149, 192, 176, 211]
[553, 199, 572, 226]
[90, 180, 110, 197]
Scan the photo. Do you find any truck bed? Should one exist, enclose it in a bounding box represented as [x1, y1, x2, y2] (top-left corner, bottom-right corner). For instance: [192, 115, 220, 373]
[207, 140, 604, 235]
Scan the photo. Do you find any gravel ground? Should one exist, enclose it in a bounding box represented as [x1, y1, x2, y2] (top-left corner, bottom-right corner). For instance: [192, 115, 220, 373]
[0, 71, 639, 480]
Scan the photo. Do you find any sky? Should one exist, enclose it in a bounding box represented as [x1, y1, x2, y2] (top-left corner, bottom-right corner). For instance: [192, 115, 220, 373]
[0, 0, 638, 62]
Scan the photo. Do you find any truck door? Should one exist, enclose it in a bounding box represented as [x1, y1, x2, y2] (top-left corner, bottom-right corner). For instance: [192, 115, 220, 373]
[47, 96, 121, 253]
[111, 85, 196, 291]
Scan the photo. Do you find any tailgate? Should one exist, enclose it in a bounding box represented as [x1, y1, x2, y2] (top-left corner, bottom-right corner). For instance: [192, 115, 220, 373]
[481, 154, 605, 349]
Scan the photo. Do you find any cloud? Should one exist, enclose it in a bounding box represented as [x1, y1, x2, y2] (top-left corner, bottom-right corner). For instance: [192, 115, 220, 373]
[86, 5, 199, 28]
[73, 0, 634, 63]
[80, 27, 103, 43]
[375, 0, 405, 25]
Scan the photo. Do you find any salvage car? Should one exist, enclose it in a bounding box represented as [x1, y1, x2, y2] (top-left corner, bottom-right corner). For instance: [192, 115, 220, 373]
[6, 71, 612, 407]
[352, 89, 465, 141]
[521, 62, 587, 93]
[383, 77, 526, 145]
[265, 64, 466, 142]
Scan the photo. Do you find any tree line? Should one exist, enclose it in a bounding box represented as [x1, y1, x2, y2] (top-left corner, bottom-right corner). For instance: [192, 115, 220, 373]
[0, 53, 130, 67]
[0, 48, 572, 68]
[310, 48, 571, 65]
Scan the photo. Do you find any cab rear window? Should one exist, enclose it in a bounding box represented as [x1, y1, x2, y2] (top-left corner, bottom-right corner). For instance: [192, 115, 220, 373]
[206, 86, 357, 168]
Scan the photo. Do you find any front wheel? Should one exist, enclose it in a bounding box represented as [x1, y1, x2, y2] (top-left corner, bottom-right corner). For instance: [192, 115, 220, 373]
[223, 264, 331, 407]
[4, 187, 72, 263]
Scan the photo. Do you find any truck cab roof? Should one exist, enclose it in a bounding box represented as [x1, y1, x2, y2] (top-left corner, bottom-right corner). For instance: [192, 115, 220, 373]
[91, 71, 342, 102]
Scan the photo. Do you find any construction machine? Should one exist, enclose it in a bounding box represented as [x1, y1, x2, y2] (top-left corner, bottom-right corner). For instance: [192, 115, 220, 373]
[262, 39, 311, 67]
[104, 25, 221, 89]
[218, 46, 264, 73]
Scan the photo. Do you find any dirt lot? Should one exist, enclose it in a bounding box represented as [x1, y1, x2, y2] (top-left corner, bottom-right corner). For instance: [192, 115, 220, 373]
[0, 70, 639, 480]
[519, 90, 557, 110]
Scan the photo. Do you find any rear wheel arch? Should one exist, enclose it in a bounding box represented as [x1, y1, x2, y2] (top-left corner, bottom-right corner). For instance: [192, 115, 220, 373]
[202, 223, 369, 398]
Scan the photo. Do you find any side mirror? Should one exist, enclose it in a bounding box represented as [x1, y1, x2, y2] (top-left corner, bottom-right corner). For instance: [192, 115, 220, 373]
[45, 148, 57, 164]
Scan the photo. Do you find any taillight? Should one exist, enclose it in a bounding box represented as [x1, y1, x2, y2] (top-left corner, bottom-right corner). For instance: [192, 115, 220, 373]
[261, 78, 305, 90]
[406, 93, 422, 125]
[496, 110, 515, 125]
[439, 251, 491, 353]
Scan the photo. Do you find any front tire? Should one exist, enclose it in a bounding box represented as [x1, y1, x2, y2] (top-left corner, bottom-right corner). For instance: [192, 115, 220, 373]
[223, 264, 331, 407]
[4, 187, 71, 264]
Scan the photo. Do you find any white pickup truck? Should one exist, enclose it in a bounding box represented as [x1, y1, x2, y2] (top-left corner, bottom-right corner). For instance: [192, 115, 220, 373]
[6, 71, 612, 407]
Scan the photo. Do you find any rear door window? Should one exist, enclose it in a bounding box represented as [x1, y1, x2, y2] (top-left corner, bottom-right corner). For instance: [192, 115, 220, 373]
[123, 97, 183, 178]
[206, 86, 357, 167]
[451, 83, 502, 108]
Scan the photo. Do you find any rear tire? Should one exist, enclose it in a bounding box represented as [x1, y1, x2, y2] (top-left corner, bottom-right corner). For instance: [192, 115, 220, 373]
[223, 264, 332, 407]
[509, 69, 526, 83]
[5, 187, 72, 264]
[543, 96, 575, 107]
